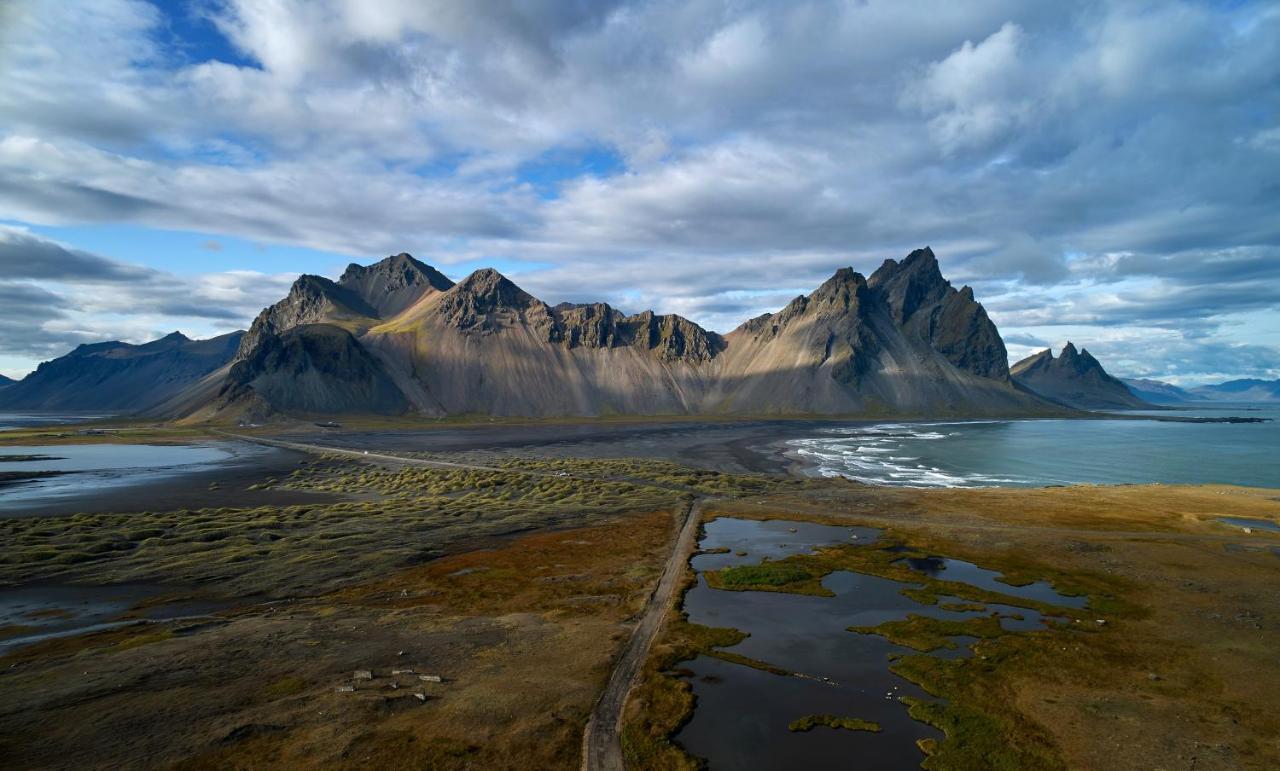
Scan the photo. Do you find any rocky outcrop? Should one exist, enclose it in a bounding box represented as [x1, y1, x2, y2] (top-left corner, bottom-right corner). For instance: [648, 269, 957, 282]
[551, 303, 725, 362]
[0, 331, 243, 412]
[1011, 343, 1152, 410]
[218, 324, 406, 416]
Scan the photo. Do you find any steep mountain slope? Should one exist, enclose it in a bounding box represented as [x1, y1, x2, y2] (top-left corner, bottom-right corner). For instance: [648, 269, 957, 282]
[0, 332, 243, 412]
[182, 248, 1056, 419]
[706, 249, 1041, 414]
[1122, 378, 1203, 405]
[359, 268, 725, 416]
[1011, 343, 1152, 410]
[1191, 378, 1280, 402]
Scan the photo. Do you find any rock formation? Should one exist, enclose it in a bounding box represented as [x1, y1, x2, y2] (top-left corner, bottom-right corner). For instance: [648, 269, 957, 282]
[1011, 343, 1152, 410]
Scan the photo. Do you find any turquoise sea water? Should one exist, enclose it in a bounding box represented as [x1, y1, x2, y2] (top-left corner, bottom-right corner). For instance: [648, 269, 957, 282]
[788, 404, 1280, 488]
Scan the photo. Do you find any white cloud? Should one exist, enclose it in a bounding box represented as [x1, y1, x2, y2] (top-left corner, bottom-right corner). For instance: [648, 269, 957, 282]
[0, 0, 1276, 380]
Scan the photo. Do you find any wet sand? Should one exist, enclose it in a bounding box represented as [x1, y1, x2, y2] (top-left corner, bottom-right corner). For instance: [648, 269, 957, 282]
[266, 419, 856, 475]
[0, 444, 336, 517]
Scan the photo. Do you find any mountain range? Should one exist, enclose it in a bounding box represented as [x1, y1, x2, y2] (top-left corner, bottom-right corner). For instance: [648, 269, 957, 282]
[172, 248, 1053, 420]
[1189, 378, 1280, 402]
[1010, 343, 1152, 410]
[0, 332, 243, 412]
[1121, 378, 1203, 405]
[9, 248, 1266, 420]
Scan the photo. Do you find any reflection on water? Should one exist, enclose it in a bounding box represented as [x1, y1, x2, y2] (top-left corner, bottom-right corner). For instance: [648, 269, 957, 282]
[674, 517, 1082, 769]
[0, 443, 244, 506]
[0, 413, 116, 431]
[895, 556, 1087, 608]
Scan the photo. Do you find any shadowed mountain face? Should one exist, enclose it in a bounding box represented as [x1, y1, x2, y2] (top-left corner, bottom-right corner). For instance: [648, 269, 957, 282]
[0, 375, 13, 388]
[1122, 378, 1203, 405]
[1012, 343, 1152, 410]
[0, 331, 244, 412]
[183, 248, 1054, 420]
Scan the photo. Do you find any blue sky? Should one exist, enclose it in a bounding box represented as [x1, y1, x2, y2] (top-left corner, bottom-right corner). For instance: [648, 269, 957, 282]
[1, 0, 1279, 385]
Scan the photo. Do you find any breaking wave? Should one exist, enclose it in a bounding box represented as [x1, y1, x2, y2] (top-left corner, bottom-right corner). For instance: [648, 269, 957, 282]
[786, 422, 1031, 488]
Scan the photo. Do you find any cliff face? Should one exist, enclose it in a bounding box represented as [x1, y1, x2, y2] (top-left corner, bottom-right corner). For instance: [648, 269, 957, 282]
[164, 248, 1058, 419]
[1012, 343, 1152, 410]
[0, 331, 243, 412]
[867, 248, 1009, 380]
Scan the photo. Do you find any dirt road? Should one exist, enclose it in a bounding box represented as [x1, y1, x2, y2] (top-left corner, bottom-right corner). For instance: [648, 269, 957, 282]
[582, 497, 703, 771]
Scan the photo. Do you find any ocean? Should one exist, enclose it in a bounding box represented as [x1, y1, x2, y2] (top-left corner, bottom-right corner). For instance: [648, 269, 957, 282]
[786, 404, 1280, 488]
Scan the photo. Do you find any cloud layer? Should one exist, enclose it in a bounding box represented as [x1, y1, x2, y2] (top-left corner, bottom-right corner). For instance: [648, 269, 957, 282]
[1, 0, 1278, 383]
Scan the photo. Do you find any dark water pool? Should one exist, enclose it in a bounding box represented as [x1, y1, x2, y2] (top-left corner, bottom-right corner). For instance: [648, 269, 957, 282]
[673, 517, 1082, 769]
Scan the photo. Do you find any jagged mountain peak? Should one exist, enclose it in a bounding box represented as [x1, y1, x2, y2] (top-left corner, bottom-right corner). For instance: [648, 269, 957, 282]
[1011, 343, 1149, 410]
[338, 252, 455, 318]
[809, 268, 872, 315]
[868, 246, 950, 325]
[435, 268, 544, 331]
[451, 268, 533, 304]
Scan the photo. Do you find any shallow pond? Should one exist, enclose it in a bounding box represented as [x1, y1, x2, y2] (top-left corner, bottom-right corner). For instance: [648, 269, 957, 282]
[673, 517, 1083, 769]
[1218, 516, 1280, 533]
[0, 443, 247, 508]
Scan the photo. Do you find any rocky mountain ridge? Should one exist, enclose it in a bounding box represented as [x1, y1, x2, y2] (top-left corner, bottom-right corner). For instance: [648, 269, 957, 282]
[185, 247, 1054, 420]
[1011, 343, 1152, 410]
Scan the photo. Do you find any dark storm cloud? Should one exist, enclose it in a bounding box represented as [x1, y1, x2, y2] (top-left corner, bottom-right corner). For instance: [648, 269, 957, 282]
[0, 227, 153, 281]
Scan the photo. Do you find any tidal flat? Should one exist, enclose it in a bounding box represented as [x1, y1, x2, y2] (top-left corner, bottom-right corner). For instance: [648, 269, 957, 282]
[0, 426, 1277, 770]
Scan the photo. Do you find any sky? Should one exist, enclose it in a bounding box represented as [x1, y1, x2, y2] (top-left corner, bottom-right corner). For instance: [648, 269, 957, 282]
[1, 0, 1278, 386]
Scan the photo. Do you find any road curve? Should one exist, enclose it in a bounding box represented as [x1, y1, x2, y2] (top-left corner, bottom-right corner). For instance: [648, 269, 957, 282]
[582, 497, 704, 771]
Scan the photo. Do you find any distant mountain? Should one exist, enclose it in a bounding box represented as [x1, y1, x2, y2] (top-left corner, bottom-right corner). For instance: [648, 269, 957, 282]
[174, 247, 1056, 421]
[1122, 378, 1203, 405]
[1191, 378, 1280, 402]
[0, 331, 244, 412]
[1011, 343, 1152, 410]
[0, 374, 14, 389]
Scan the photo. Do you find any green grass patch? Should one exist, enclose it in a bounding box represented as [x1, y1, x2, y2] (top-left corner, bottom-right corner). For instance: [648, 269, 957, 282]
[850, 613, 1005, 653]
[788, 714, 881, 733]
